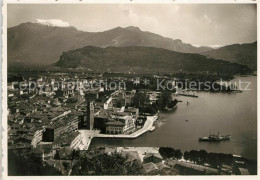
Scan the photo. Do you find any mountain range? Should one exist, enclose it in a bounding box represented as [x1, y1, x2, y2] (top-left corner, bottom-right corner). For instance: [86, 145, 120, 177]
[7, 22, 256, 74]
[55, 46, 252, 74]
[8, 22, 212, 66]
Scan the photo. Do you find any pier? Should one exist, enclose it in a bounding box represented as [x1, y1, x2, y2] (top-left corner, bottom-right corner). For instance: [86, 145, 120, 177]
[79, 115, 158, 150]
[178, 93, 198, 98]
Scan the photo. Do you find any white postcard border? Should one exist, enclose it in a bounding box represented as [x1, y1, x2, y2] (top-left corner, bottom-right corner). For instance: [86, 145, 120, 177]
[1, 0, 259, 179]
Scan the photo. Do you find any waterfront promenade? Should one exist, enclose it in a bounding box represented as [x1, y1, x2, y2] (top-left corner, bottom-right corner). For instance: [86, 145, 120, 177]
[79, 115, 158, 150]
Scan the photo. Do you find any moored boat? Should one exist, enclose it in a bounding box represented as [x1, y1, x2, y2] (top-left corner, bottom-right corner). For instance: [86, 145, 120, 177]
[199, 132, 231, 142]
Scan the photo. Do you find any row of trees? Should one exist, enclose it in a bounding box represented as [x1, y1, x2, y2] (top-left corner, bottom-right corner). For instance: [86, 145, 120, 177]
[159, 147, 234, 168]
[184, 150, 233, 168]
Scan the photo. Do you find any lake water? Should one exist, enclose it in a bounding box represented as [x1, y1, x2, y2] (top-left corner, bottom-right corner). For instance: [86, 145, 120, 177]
[91, 76, 257, 160]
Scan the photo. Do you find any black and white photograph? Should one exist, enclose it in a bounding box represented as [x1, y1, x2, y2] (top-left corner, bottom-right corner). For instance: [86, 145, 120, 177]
[1, 1, 258, 178]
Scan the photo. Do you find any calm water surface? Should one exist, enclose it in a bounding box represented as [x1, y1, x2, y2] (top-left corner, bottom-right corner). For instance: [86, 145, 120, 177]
[91, 76, 257, 160]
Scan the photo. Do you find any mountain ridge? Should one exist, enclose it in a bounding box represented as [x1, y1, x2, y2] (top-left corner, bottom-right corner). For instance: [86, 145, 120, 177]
[8, 22, 212, 66]
[55, 45, 252, 75]
[201, 41, 257, 70]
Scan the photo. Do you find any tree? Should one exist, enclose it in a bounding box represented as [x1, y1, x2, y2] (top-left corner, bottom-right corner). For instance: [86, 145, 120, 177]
[157, 91, 172, 109]
[184, 151, 190, 161]
[189, 150, 199, 163]
[71, 152, 144, 175]
[208, 153, 221, 168]
[125, 160, 143, 175]
[71, 154, 95, 175]
[114, 99, 123, 108]
[132, 92, 147, 108]
[222, 154, 233, 165]
[198, 150, 208, 165]
[159, 147, 175, 159]
[175, 149, 183, 160]
[8, 150, 61, 175]
[62, 161, 70, 172]
[70, 150, 80, 159]
[94, 153, 126, 175]
[140, 105, 157, 115]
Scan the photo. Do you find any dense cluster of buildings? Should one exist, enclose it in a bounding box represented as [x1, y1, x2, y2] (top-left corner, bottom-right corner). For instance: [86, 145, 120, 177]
[7, 74, 159, 162]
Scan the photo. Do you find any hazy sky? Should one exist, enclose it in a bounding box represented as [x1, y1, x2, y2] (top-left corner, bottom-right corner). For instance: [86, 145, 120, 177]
[8, 4, 257, 46]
